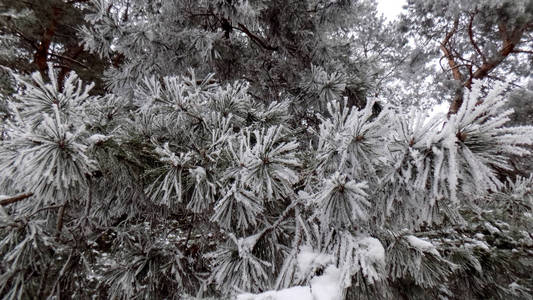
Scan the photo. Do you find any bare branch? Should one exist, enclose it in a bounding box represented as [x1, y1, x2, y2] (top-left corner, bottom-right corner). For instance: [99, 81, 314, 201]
[450, 19, 528, 116]
[47, 51, 90, 69]
[0, 193, 34, 206]
[511, 49, 533, 55]
[66, 0, 90, 4]
[235, 23, 279, 51]
[30, 205, 63, 218]
[440, 17, 463, 82]
[471, 22, 526, 80]
[11, 27, 39, 50]
[255, 198, 299, 242]
[467, 11, 486, 63]
[56, 203, 67, 237]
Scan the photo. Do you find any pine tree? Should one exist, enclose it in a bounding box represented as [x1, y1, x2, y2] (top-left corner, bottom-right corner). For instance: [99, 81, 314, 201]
[397, 0, 533, 114]
[0, 1, 532, 299]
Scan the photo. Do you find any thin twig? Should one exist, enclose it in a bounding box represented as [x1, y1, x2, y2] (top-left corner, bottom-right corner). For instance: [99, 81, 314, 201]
[47, 51, 91, 69]
[467, 10, 486, 63]
[235, 23, 278, 51]
[255, 198, 299, 242]
[48, 250, 73, 299]
[184, 214, 196, 248]
[85, 179, 92, 217]
[30, 205, 62, 218]
[56, 202, 67, 237]
[511, 49, 533, 55]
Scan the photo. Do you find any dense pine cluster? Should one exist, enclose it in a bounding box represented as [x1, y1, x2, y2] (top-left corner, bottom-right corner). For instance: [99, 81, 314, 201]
[1, 0, 532, 299]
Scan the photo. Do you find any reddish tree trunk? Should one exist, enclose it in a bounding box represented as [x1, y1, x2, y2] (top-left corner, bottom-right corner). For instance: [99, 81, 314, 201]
[33, 7, 61, 75]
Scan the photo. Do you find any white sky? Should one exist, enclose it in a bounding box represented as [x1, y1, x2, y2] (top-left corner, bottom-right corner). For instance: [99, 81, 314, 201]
[377, 0, 407, 20]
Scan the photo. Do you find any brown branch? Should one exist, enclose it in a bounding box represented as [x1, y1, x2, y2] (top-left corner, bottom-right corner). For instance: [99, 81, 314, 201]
[11, 27, 39, 50]
[66, 0, 90, 4]
[440, 18, 463, 82]
[449, 20, 527, 116]
[374, 53, 411, 88]
[235, 23, 278, 51]
[467, 11, 486, 64]
[124, 0, 130, 22]
[48, 50, 89, 69]
[54, 44, 85, 89]
[0, 193, 34, 206]
[184, 214, 195, 249]
[471, 22, 525, 81]
[451, 49, 480, 69]
[30, 205, 63, 218]
[56, 203, 66, 237]
[441, 17, 466, 116]
[511, 49, 533, 55]
[255, 198, 298, 242]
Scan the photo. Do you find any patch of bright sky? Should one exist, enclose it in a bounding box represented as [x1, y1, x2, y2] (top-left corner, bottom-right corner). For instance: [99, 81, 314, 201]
[377, 0, 406, 21]
[377, 0, 450, 117]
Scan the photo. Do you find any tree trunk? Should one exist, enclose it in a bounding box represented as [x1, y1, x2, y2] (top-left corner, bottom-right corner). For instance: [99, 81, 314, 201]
[33, 7, 61, 76]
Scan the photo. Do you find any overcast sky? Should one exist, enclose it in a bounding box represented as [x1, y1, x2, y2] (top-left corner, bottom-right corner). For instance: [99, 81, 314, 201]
[377, 0, 407, 20]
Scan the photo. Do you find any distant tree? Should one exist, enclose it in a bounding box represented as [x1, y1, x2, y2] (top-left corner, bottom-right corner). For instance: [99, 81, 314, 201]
[399, 0, 533, 114]
[79, 0, 397, 117]
[394, 0, 533, 178]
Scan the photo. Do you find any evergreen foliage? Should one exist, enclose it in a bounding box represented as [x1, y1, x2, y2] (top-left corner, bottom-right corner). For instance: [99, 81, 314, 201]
[0, 0, 532, 299]
[0, 0, 108, 94]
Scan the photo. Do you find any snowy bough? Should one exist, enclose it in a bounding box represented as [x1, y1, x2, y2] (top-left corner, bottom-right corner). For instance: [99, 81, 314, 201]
[1, 65, 533, 299]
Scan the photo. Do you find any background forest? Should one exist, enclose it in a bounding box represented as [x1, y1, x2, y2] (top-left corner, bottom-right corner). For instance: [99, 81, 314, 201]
[0, 0, 532, 299]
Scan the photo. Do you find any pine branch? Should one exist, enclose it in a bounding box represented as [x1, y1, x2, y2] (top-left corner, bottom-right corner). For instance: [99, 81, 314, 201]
[48, 250, 73, 299]
[235, 23, 279, 51]
[0, 192, 34, 206]
[255, 198, 299, 243]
